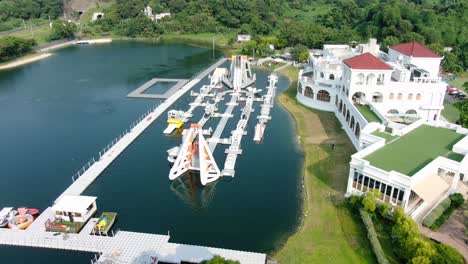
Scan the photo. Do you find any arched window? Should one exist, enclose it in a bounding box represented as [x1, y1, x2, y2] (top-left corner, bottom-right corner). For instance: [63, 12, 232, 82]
[297, 83, 303, 94]
[304, 86, 314, 98]
[356, 73, 365, 85]
[405, 109, 418, 117]
[352, 92, 366, 104]
[408, 93, 413, 100]
[329, 74, 335, 80]
[387, 109, 399, 116]
[346, 110, 350, 122]
[339, 100, 343, 111]
[350, 116, 355, 130]
[389, 93, 394, 100]
[343, 104, 347, 116]
[355, 123, 361, 137]
[335, 95, 338, 106]
[366, 74, 376, 85]
[416, 93, 422, 100]
[372, 92, 383, 103]
[397, 93, 403, 100]
[317, 90, 331, 102]
[346, 89, 349, 96]
[320, 72, 324, 78]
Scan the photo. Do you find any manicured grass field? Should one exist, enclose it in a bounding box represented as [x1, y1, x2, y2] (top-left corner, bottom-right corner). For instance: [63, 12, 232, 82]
[274, 66, 376, 263]
[371, 131, 398, 142]
[354, 104, 382, 123]
[442, 103, 460, 123]
[365, 125, 464, 175]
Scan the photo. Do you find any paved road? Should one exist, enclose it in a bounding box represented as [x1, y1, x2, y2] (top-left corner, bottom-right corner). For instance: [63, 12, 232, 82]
[420, 225, 468, 262]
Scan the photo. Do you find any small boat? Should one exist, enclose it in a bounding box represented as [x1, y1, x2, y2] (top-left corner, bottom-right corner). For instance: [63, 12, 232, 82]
[93, 212, 117, 235]
[8, 214, 34, 230]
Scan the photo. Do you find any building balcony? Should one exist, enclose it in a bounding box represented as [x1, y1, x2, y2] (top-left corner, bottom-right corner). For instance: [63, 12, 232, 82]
[412, 77, 441, 84]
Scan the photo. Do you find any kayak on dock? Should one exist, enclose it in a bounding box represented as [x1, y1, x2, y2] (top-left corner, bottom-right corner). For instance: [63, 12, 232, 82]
[8, 214, 34, 230]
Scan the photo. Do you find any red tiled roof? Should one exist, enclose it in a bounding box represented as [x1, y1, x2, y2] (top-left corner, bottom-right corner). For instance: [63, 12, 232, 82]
[390, 42, 442, 58]
[343, 53, 392, 70]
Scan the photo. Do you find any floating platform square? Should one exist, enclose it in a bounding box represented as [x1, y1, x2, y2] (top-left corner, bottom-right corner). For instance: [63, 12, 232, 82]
[127, 78, 189, 99]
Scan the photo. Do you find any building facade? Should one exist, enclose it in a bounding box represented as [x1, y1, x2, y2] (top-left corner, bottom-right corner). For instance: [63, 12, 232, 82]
[296, 39, 446, 149]
[296, 39, 468, 221]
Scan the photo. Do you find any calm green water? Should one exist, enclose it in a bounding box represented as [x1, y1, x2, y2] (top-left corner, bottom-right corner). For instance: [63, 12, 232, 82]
[0, 41, 302, 262]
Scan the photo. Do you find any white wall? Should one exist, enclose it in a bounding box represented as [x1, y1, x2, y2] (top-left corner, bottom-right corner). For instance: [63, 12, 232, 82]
[388, 48, 442, 77]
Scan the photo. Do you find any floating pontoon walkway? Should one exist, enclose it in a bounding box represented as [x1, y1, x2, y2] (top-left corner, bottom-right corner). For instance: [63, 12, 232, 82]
[0, 208, 264, 264]
[127, 78, 189, 99]
[56, 58, 227, 203]
[208, 94, 238, 152]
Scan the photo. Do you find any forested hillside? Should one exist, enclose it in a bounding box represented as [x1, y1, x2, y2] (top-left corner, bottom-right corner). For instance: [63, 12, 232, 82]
[0, 0, 63, 30]
[0, 0, 62, 20]
[0, 0, 466, 72]
[84, 0, 467, 72]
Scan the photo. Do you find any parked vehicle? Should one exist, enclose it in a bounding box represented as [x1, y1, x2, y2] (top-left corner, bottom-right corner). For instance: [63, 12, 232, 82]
[447, 87, 461, 95]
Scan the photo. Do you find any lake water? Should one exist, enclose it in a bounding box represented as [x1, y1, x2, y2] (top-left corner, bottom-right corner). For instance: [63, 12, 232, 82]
[0, 41, 302, 263]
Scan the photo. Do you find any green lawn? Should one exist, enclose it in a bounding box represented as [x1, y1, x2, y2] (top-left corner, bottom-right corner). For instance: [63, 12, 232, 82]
[354, 104, 382, 123]
[7, 24, 52, 45]
[449, 73, 468, 90]
[365, 125, 464, 175]
[371, 131, 398, 142]
[445, 151, 465, 162]
[274, 66, 376, 263]
[442, 103, 460, 123]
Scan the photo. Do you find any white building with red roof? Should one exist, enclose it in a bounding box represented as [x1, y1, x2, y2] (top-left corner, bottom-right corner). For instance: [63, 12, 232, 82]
[296, 39, 447, 149]
[296, 39, 468, 221]
[388, 41, 443, 77]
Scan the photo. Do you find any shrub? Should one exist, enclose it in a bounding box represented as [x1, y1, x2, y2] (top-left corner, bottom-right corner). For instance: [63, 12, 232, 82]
[359, 208, 390, 264]
[376, 203, 391, 218]
[423, 198, 451, 228]
[449, 193, 465, 208]
[431, 243, 464, 264]
[201, 255, 240, 264]
[362, 190, 380, 213]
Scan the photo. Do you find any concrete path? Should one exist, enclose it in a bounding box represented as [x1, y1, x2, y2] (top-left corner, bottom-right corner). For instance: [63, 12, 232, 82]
[0, 53, 52, 70]
[420, 225, 468, 262]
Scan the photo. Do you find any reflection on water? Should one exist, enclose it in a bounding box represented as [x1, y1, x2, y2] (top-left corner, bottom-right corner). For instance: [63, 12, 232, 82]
[170, 172, 218, 209]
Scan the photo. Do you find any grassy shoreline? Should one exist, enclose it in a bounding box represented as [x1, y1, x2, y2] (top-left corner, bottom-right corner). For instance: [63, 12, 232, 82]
[273, 66, 376, 263]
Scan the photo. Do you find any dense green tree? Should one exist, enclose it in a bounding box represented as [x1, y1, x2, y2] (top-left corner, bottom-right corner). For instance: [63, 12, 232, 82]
[291, 44, 308, 62]
[48, 21, 77, 41]
[0, 0, 62, 21]
[0, 36, 36, 62]
[381, 36, 399, 52]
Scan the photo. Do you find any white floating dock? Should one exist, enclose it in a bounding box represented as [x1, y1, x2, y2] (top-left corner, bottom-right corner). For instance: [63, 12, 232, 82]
[56, 58, 227, 203]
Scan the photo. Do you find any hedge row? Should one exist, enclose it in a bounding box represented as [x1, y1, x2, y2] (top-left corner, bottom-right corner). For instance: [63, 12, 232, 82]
[359, 208, 390, 264]
[423, 197, 451, 228]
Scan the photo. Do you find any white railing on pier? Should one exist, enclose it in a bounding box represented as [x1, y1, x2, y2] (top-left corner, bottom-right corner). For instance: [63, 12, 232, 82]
[58, 57, 227, 202]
